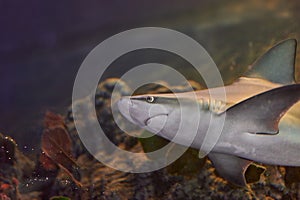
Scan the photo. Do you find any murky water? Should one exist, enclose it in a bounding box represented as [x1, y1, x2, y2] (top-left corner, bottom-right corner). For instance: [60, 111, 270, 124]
[1, 0, 300, 150]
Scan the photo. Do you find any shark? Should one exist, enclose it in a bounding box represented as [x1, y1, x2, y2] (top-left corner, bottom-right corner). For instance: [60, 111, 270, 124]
[117, 39, 300, 186]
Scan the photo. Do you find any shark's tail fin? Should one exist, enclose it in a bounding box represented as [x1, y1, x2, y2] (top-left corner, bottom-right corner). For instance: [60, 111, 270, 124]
[226, 84, 300, 135]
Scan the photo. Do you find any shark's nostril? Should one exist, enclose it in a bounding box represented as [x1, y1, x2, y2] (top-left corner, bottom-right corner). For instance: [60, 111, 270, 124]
[117, 97, 136, 123]
[129, 99, 133, 106]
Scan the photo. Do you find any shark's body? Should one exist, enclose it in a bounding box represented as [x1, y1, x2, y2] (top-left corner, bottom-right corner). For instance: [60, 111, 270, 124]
[118, 39, 300, 186]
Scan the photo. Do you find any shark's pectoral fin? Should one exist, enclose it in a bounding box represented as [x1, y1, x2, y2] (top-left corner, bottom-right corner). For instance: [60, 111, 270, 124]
[208, 153, 265, 187]
[226, 84, 300, 134]
[246, 39, 296, 84]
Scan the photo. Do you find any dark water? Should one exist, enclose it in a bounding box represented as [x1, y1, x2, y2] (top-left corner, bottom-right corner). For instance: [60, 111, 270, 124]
[1, 0, 300, 149]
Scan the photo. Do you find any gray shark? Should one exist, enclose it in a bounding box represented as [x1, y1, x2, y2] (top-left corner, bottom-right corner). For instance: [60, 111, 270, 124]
[117, 39, 300, 186]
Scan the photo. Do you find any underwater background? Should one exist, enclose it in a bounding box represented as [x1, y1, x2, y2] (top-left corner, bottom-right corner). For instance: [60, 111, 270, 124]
[1, 0, 300, 149]
[1, 0, 300, 199]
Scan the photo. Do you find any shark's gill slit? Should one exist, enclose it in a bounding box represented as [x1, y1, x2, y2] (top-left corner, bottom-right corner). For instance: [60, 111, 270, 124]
[198, 98, 227, 113]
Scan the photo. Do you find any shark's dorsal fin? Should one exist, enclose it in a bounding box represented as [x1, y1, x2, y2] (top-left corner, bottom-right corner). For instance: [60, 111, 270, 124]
[245, 39, 297, 84]
[208, 153, 265, 187]
[226, 84, 300, 134]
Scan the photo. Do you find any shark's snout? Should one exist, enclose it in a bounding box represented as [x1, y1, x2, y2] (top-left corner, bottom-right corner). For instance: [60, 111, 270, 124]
[117, 97, 136, 124]
[117, 96, 171, 132]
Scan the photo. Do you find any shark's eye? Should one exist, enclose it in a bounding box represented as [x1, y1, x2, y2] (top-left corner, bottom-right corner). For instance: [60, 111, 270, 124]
[146, 96, 155, 103]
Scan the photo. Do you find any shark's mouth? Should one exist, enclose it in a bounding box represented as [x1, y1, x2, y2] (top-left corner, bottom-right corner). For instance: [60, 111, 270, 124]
[144, 114, 169, 126]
